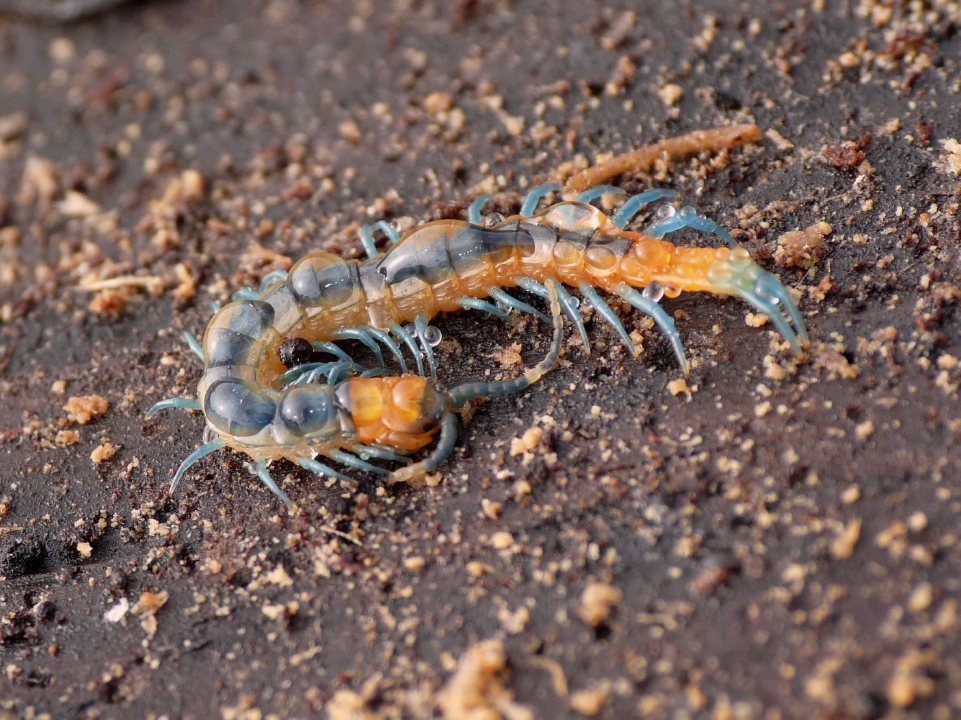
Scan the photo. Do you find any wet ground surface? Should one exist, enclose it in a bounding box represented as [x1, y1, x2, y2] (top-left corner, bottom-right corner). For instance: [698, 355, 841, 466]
[1, 1, 961, 718]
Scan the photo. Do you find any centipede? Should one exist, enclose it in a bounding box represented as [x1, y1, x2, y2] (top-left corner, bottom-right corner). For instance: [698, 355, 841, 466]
[149, 125, 809, 506]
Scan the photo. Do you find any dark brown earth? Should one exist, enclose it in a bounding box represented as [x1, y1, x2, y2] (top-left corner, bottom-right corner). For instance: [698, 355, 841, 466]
[2, 1, 961, 718]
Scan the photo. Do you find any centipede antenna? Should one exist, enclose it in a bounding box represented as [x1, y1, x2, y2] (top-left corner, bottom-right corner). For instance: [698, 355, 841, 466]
[147, 397, 201, 417]
[169, 438, 226, 494]
[520, 183, 562, 216]
[333, 328, 385, 367]
[516, 277, 590, 354]
[391, 323, 425, 377]
[314, 341, 355, 365]
[254, 458, 294, 507]
[459, 296, 511, 323]
[579, 284, 637, 357]
[326, 449, 390, 476]
[576, 184, 625, 205]
[449, 279, 564, 408]
[367, 327, 408, 372]
[612, 189, 679, 230]
[182, 331, 204, 362]
[468, 194, 494, 225]
[489, 287, 549, 322]
[259, 269, 289, 293]
[616, 284, 689, 374]
[414, 315, 437, 380]
[389, 412, 460, 484]
[298, 457, 351, 483]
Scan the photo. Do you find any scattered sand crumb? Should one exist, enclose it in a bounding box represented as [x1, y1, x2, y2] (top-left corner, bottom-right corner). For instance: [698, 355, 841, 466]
[510, 427, 544, 456]
[813, 345, 861, 380]
[327, 689, 377, 720]
[831, 518, 862, 559]
[657, 83, 683, 107]
[854, 420, 875, 442]
[132, 590, 169, 637]
[437, 639, 532, 720]
[745, 312, 769, 328]
[937, 138, 961, 176]
[55, 430, 80, 447]
[667, 378, 692, 398]
[76, 541, 92, 559]
[50, 380, 67, 395]
[578, 581, 622, 628]
[493, 343, 523, 369]
[775, 222, 832, 269]
[64, 395, 110, 424]
[570, 685, 609, 716]
[90, 441, 118, 464]
[908, 582, 933, 613]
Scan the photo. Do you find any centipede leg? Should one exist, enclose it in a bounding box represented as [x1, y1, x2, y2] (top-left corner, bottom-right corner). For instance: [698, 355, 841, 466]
[414, 315, 437, 380]
[611, 189, 679, 230]
[488, 287, 549, 322]
[147, 397, 202, 417]
[647, 205, 736, 247]
[169, 438, 226, 494]
[468, 194, 494, 225]
[389, 412, 460, 484]
[254, 458, 295, 507]
[360, 221, 400, 259]
[616, 284, 689, 374]
[736, 287, 803, 354]
[298, 457, 351, 483]
[391, 323, 425, 376]
[259, 269, 289, 293]
[233, 287, 261, 302]
[182, 331, 204, 362]
[516, 277, 590, 354]
[520, 182, 562, 216]
[576, 184, 625, 205]
[355, 444, 410, 463]
[458, 296, 511, 322]
[325, 449, 390, 476]
[366, 327, 408, 372]
[314, 341, 356, 365]
[327, 361, 359, 384]
[579, 284, 637, 357]
[333, 328, 386, 367]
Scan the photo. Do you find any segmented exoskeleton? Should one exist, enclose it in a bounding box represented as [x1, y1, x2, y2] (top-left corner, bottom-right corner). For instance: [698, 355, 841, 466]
[148, 280, 565, 505]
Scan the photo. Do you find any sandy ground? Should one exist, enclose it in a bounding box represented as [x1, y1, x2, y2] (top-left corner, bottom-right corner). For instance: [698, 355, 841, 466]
[1, 1, 960, 718]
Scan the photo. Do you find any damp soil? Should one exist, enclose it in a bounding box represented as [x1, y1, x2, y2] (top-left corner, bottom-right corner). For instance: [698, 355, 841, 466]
[1, 1, 960, 718]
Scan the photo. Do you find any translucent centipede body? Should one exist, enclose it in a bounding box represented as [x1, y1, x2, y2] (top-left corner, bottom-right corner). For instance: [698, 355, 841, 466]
[151, 132, 809, 506]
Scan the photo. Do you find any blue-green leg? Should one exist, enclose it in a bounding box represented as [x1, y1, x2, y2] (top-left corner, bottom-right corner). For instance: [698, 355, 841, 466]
[233, 287, 260, 302]
[170, 439, 226, 494]
[459, 296, 511, 322]
[182, 331, 204, 362]
[516, 277, 590, 353]
[488, 287, 549, 322]
[259, 269, 288, 293]
[576, 184, 625, 205]
[414, 315, 437, 380]
[360, 221, 401, 259]
[355, 444, 410, 463]
[255, 458, 294, 507]
[333, 328, 385, 367]
[612, 189, 679, 230]
[616, 284, 689, 374]
[298, 457, 351, 482]
[579, 285, 637, 357]
[326, 449, 390, 476]
[391, 323, 425, 376]
[754, 272, 809, 348]
[367, 327, 408, 372]
[647, 205, 735, 247]
[314, 342, 356, 365]
[520, 183, 562, 217]
[468, 194, 494, 225]
[147, 397, 201, 417]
